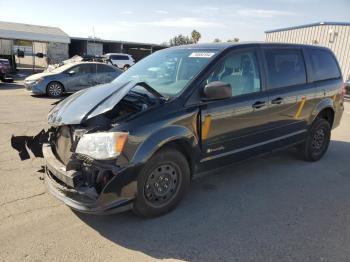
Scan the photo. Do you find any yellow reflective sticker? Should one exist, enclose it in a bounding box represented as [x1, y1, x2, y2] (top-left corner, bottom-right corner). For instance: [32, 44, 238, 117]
[202, 115, 212, 140]
[294, 97, 306, 119]
[192, 113, 197, 135]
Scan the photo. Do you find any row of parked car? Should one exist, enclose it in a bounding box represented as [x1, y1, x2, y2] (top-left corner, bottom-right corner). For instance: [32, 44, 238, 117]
[24, 53, 135, 97]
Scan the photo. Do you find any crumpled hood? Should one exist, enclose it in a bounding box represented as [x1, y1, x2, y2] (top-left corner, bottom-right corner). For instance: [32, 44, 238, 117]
[25, 72, 54, 81]
[48, 81, 134, 126]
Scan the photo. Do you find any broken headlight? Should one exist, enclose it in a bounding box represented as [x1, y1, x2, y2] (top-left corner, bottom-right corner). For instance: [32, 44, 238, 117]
[75, 132, 128, 160]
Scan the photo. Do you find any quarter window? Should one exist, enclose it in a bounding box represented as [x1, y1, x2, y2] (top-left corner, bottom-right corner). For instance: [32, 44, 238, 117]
[205, 51, 261, 97]
[265, 49, 306, 89]
[309, 49, 340, 81]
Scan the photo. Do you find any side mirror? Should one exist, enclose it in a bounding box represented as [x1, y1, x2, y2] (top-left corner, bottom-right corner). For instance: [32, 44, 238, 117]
[203, 81, 231, 100]
[68, 70, 75, 76]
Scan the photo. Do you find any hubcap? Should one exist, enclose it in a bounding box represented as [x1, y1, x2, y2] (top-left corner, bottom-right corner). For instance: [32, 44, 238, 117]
[48, 83, 62, 96]
[144, 163, 180, 206]
[312, 128, 325, 152]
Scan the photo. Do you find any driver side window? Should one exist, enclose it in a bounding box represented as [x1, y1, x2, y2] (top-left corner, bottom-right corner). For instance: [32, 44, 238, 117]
[206, 51, 261, 97]
[70, 64, 94, 75]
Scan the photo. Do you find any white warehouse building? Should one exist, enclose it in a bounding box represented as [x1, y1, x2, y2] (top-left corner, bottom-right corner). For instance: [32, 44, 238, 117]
[265, 22, 350, 80]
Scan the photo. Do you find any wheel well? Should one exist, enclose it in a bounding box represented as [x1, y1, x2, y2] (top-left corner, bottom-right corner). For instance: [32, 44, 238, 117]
[157, 140, 195, 179]
[46, 81, 65, 92]
[317, 108, 334, 128]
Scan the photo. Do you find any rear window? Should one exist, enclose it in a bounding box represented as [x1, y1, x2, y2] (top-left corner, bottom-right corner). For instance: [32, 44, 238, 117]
[309, 49, 340, 81]
[111, 55, 129, 60]
[265, 49, 306, 89]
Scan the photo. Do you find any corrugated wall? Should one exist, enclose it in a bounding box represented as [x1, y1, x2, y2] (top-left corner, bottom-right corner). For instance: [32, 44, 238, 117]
[266, 25, 350, 79]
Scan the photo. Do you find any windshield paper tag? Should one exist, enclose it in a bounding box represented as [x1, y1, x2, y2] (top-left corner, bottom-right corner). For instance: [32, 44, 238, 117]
[189, 52, 215, 58]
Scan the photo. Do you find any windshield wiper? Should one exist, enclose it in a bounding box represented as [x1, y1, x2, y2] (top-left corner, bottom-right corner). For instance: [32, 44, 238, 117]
[135, 82, 168, 102]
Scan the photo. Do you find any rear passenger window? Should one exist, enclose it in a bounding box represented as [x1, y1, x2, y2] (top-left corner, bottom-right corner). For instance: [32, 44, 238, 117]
[265, 49, 306, 89]
[205, 51, 261, 97]
[111, 55, 128, 60]
[309, 49, 340, 81]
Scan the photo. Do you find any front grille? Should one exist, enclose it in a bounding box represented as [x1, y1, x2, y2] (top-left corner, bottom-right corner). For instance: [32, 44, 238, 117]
[55, 126, 73, 165]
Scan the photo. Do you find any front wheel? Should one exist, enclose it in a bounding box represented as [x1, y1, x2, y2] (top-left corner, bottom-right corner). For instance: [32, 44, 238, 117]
[133, 148, 190, 218]
[46, 82, 64, 97]
[298, 118, 331, 162]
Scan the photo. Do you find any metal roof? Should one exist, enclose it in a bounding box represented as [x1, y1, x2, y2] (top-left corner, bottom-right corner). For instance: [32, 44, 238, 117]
[265, 22, 350, 34]
[70, 36, 165, 48]
[0, 21, 70, 43]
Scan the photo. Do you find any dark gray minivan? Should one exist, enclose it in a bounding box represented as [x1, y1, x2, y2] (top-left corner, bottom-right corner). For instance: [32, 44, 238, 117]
[43, 43, 344, 217]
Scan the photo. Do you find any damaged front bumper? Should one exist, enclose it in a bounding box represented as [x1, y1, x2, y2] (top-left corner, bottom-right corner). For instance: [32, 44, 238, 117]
[43, 143, 135, 214]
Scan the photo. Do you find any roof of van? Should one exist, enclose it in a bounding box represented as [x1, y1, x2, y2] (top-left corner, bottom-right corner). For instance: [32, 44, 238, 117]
[104, 53, 132, 56]
[168, 42, 328, 50]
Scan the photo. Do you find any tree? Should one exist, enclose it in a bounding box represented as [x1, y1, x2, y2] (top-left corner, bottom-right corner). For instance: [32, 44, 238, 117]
[191, 30, 201, 44]
[213, 38, 221, 43]
[169, 34, 193, 46]
[227, 37, 240, 42]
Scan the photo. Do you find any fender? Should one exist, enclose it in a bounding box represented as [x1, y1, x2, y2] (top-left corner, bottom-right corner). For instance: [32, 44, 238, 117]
[309, 97, 334, 125]
[131, 125, 200, 167]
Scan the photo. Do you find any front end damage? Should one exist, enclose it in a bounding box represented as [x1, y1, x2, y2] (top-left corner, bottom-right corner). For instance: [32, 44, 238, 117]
[43, 126, 133, 214]
[43, 81, 162, 213]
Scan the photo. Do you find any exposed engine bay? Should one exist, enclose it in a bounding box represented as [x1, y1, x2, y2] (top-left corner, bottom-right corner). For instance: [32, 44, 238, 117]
[83, 90, 157, 129]
[47, 88, 158, 195]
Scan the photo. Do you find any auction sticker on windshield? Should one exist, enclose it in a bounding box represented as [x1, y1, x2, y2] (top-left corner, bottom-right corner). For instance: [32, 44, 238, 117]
[189, 52, 215, 58]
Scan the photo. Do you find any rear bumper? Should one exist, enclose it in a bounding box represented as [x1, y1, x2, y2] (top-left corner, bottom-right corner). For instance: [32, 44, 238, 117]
[43, 144, 133, 214]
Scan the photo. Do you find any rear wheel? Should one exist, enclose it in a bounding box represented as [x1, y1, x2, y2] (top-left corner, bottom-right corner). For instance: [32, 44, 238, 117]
[123, 65, 130, 71]
[46, 82, 64, 97]
[298, 118, 331, 161]
[133, 148, 190, 218]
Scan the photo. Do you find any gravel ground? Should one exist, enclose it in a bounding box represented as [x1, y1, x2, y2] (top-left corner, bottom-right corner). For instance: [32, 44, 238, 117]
[0, 81, 350, 262]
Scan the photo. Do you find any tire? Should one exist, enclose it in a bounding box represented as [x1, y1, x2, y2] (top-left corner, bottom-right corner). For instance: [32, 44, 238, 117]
[133, 148, 190, 218]
[298, 118, 331, 162]
[46, 82, 64, 97]
[123, 65, 130, 71]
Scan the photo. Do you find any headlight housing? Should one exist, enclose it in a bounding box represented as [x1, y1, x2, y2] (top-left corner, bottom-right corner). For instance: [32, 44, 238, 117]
[25, 78, 44, 85]
[75, 132, 128, 160]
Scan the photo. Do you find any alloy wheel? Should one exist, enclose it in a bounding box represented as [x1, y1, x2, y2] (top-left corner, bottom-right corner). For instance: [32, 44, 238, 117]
[48, 83, 63, 97]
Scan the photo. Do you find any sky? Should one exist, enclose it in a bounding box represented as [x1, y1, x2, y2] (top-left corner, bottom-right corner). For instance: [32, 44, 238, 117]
[0, 0, 349, 44]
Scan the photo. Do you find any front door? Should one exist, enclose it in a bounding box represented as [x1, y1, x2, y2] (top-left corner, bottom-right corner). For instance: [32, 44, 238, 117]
[65, 64, 94, 91]
[199, 48, 271, 168]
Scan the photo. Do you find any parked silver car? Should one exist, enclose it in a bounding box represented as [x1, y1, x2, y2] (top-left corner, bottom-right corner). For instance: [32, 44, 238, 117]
[25, 62, 122, 97]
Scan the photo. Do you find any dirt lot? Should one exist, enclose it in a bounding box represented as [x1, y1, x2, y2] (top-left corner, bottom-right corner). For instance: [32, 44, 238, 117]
[1, 81, 350, 262]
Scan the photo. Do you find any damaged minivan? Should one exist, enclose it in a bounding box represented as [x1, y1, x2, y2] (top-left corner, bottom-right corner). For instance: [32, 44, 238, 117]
[44, 43, 344, 217]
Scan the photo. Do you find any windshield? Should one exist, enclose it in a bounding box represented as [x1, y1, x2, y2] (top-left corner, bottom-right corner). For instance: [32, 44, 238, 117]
[112, 48, 219, 96]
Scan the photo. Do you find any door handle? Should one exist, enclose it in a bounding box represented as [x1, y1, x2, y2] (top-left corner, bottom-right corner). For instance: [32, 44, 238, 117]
[252, 101, 266, 109]
[271, 97, 284, 104]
